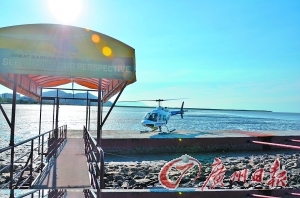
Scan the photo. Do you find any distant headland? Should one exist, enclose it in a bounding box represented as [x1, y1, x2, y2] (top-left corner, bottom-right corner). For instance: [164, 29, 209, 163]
[0, 91, 272, 112]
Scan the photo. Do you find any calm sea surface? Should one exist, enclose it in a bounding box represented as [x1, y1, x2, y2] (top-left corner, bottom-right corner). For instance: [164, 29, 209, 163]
[0, 105, 299, 198]
[0, 104, 300, 146]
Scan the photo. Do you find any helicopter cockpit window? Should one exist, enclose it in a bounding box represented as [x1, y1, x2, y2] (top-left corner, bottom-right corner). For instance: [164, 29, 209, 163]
[148, 113, 158, 121]
[143, 113, 150, 120]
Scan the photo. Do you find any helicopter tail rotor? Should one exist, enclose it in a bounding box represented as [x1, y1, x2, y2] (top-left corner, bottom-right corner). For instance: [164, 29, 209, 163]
[180, 101, 184, 119]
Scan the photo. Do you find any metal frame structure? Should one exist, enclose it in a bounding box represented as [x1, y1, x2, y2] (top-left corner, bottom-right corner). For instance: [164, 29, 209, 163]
[41, 80, 127, 146]
[0, 125, 67, 190]
[0, 80, 128, 197]
[0, 23, 136, 197]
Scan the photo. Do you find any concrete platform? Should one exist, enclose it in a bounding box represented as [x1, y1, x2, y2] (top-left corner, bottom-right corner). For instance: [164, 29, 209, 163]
[67, 129, 300, 154]
[68, 129, 300, 139]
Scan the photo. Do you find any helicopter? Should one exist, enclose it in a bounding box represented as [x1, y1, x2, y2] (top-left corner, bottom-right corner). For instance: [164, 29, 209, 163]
[139, 99, 186, 134]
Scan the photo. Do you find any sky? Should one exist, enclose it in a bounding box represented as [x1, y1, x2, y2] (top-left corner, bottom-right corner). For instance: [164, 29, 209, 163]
[0, 0, 299, 113]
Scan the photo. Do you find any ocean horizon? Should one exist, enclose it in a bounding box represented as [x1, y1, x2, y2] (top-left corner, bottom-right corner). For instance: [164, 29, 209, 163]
[0, 104, 300, 147]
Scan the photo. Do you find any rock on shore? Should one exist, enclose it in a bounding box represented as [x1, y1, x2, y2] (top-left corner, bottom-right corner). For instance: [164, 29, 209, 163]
[0, 147, 42, 187]
[104, 153, 300, 190]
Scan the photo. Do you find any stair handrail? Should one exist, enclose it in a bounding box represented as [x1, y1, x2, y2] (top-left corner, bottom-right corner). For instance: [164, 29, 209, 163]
[83, 126, 104, 189]
[0, 125, 67, 189]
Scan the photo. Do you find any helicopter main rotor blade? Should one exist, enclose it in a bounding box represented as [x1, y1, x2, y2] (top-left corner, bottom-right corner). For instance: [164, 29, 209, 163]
[118, 98, 188, 102]
[159, 98, 188, 101]
[117, 100, 158, 102]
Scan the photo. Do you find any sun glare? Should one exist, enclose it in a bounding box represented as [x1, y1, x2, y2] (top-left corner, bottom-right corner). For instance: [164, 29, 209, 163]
[48, 0, 82, 24]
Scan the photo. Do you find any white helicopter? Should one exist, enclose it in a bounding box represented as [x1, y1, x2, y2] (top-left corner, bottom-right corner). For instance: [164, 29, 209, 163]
[139, 99, 186, 134]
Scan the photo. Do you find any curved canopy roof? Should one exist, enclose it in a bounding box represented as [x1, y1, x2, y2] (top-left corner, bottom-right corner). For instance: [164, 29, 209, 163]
[0, 24, 136, 102]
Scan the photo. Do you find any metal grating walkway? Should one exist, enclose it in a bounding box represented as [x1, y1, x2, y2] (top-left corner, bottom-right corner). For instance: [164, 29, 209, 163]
[33, 138, 90, 189]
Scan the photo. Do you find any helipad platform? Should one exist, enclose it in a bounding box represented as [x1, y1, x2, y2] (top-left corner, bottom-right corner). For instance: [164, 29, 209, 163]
[68, 130, 300, 154]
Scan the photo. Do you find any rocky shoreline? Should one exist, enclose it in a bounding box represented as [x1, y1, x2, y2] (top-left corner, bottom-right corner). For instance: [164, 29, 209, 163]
[0, 145, 42, 187]
[104, 153, 300, 190]
[1, 146, 299, 190]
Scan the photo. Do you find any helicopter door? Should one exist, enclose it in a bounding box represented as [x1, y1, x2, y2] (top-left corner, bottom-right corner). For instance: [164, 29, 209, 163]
[163, 115, 166, 123]
[148, 113, 158, 121]
[158, 114, 162, 123]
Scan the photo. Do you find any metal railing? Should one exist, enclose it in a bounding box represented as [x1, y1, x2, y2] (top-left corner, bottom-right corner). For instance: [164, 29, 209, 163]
[251, 140, 300, 150]
[0, 125, 67, 189]
[14, 189, 67, 198]
[47, 189, 67, 198]
[15, 189, 47, 198]
[83, 126, 105, 189]
[83, 189, 97, 198]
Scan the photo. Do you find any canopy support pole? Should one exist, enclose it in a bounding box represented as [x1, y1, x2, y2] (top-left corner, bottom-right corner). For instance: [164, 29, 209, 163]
[38, 88, 43, 155]
[0, 104, 11, 128]
[97, 79, 102, 146]
[85, 91, 89, 129]
[88, 99, 91, 131]
[54, 91, 59, 157]
[9, 74, 17, 197]
[100, 81, 127, 129]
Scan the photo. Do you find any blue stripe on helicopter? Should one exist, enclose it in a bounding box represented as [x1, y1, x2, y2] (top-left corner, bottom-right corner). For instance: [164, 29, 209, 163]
[171, 111, 183, 115]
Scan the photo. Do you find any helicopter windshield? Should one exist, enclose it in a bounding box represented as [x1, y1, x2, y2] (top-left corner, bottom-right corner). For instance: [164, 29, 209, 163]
[143, 113, 150, 120]
[148, 113, 158, 122]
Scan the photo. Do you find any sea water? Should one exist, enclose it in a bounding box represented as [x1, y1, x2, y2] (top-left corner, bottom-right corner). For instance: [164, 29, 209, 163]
[0, 104, 300, 147]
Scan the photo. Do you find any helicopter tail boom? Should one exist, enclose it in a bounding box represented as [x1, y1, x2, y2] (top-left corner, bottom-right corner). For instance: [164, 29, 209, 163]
[170, 101, 185, 118]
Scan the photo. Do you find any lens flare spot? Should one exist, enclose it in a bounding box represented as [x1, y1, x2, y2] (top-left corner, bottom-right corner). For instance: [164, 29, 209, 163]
[179, 192, 182, 195]
[102, 46, 112, 56]
[92, 34, 100, 43]
[179, 138, 182, 141]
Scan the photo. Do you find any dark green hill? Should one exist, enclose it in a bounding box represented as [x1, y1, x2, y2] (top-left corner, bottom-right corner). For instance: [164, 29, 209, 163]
[41, 90, 112, 106]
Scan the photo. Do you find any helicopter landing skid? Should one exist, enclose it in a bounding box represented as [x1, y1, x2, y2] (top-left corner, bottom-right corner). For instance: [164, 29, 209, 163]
[158, 129, 176, 134]
[140, 130, 150, 133]
[140, 129, 157, 133]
